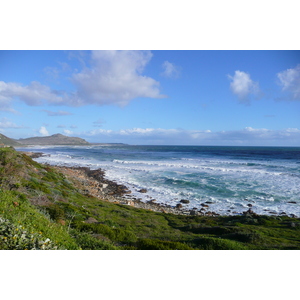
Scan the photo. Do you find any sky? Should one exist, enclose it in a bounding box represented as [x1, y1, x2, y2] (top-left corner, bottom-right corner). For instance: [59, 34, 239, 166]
[0, 50, 300, 146]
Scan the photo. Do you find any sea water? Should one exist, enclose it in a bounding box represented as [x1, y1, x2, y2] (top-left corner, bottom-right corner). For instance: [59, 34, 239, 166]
[17, 145, 300, 217]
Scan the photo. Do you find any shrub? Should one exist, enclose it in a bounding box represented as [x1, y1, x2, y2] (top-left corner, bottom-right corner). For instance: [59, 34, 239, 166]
[73, 232, 117, 250]
[0, 217, 60, 250]
[137, 238, 194, 250]
[194, 237, 247, 250]
[73, 222, 137, 244]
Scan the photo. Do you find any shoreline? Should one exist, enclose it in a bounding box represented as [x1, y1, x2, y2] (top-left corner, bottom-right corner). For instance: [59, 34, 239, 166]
[23, 151, 298, 218]
[22, 151, 220, 216]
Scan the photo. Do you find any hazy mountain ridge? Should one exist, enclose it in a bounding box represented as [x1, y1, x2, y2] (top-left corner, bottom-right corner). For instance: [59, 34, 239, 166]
[16, 133, 91, 145]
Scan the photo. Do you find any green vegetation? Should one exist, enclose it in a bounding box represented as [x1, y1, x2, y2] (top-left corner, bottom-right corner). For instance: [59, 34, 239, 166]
[1, 146, 299, 250]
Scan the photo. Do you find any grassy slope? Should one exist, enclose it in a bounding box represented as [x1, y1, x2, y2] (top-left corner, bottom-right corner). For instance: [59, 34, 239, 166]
[0, 147, 299, 250]
[0, 133, 22, 147]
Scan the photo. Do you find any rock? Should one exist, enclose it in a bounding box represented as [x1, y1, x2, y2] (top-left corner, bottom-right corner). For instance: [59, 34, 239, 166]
[176, 204, 183, 209]
[247, 204, 253, 207]
[201, 203, 209, 208]
[180, 199, 190, 204]
[190, 210, 198, 216]
[85, 217, 98, 224]
[138, 189, 147, 193]
[287, 201, 297, 204]
[147, 200, 156, 204]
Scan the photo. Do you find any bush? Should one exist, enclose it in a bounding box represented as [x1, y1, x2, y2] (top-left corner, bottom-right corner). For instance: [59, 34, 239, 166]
[0, 217, 60, 250]
[73, 222, 137, 244]
[137, 238, 194, 250]
[194, 237, 247, 250]
[73, 232, 117, 250]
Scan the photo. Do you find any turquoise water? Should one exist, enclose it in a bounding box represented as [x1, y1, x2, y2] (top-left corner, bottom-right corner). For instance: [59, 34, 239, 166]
[18, 145, 300, 217]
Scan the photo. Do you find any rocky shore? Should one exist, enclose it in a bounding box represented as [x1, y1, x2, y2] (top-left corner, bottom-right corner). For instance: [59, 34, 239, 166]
[23, 151, 220, 216]
[23, 151, 297, 218]
[51, 165, 206, 216]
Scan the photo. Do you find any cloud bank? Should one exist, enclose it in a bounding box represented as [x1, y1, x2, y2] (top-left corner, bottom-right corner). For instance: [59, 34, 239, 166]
[82, 127, 300, 146]
[0, 81, 65, 107]
[228, 70, 260, 103]
[0, 50, 165, 110]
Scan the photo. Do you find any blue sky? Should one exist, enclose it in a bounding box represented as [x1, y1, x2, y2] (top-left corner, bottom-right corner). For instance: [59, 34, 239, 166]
[0, 50, 300, 146]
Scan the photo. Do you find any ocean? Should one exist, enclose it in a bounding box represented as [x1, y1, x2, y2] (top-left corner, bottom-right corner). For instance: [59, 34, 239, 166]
[17, 145, 300, 217]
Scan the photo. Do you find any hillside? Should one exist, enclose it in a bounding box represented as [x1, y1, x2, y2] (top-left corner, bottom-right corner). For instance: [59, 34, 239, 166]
[0, 146, 299, 250]
[0, 133, 23, 147]
[17, 133, 90, 145]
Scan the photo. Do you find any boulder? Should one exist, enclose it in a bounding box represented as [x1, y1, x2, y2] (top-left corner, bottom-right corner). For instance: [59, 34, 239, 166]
[138, 189, 147, 193]
[180, 199, 190, 204]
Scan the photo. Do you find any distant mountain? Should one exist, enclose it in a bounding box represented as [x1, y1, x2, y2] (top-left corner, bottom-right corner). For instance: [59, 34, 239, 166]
[17, 134, 91, 145]
[0, 133, 23, 147]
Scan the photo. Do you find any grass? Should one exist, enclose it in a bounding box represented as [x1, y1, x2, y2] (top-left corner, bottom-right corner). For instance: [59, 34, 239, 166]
[0, 147, 299, 250]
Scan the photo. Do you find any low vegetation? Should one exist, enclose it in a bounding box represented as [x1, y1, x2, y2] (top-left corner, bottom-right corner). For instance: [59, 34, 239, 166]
[1, 147, 299, 250]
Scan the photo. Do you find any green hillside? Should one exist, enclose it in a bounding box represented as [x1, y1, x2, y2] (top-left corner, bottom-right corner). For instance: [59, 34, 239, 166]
[0, 133, 22, 147]
[0, 146, 299, 250]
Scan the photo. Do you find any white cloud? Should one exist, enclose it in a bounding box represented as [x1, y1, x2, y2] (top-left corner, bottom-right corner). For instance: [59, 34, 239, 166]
[70, 50, 165, 106]
[63, 129, 73, 135]
[39, 126, 49, 136]
[228, 71, 259, 103]
[0, 118, 24, 129]
[0, 51, 165, 110]
[161, 61, 180, 78]
[0, 81, 65, 106]
[81, 127, 300, 146]
[277, 64, 300, 100]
